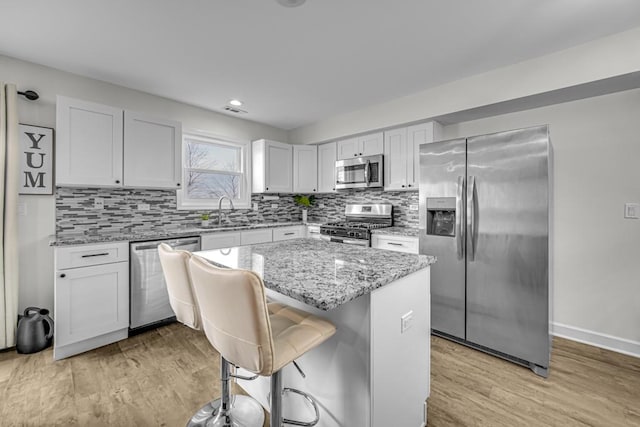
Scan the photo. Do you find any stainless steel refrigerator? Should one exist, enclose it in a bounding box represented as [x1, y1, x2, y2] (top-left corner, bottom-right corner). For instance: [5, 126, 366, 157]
[419, 125, 551, 376]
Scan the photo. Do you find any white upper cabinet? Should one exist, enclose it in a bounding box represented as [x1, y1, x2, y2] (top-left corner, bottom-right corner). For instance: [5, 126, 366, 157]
[293, 145, 318, 193]
[408, 122, 442, 187]
[359, 132, 384, 156]
[123, 111, 182, 189]
[384, 122, 442, 190]
[317, 141, 337, 193]
[56, 96, 124, 187]
[336, 132, 384, 159]
[252, 139, 293, 193]
[384, 127, 410, 190]
[56, 96, 183, 189]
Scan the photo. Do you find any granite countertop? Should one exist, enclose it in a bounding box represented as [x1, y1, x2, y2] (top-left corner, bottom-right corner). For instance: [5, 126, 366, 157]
[50, 222, 312, 246]
[371, 226, 419, 238]
[195, 239, 436, 311]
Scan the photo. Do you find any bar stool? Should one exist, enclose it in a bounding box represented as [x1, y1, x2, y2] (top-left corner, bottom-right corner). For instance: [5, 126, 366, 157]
[158, 243, 265, 427]
[188, 255, 337, 427]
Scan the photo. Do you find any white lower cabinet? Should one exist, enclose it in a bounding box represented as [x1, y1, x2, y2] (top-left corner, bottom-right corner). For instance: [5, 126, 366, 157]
[54, 242, 129, 360]
[273, 225, 306, 241]
[240, 228, 274, 245]
[371, 234, 419, 254]
[201, 231, 242, 250]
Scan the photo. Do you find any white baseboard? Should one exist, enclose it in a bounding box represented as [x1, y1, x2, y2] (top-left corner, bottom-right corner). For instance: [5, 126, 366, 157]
[552, 322, 640, 359]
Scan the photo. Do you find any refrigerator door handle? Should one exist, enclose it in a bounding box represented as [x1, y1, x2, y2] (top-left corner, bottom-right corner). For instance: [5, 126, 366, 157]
[456, 175, 465, 260]
[468, 175, 477, 261]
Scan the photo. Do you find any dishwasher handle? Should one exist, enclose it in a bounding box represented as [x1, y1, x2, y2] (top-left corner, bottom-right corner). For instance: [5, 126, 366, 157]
[132, 238, 200, 251]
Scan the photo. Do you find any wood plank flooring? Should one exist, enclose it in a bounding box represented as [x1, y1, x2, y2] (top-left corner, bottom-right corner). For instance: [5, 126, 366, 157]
[1, 323, 638, 426]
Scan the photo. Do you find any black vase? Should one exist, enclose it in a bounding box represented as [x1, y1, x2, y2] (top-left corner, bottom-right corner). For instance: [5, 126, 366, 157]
[16, 307, 54, 354]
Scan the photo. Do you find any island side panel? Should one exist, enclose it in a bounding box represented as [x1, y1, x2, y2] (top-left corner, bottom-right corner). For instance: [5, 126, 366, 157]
[370, 267, 431, 427]
[237, 288, 373, 427]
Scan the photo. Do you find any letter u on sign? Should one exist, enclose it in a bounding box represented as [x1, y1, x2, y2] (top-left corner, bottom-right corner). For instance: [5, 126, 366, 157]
[19, 124, 54, 195]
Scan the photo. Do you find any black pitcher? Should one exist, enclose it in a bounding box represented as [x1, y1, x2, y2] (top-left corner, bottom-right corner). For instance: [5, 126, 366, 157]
[16, 307, 54, 354]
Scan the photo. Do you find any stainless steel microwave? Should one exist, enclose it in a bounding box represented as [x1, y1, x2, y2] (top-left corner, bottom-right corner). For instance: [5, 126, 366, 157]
[335, 154, 384, 189]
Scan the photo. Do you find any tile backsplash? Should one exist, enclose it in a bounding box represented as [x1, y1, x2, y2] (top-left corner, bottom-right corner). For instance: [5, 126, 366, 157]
[55, 187, 419, 236]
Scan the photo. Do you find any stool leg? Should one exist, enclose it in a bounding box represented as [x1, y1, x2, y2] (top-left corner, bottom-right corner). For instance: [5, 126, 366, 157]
[187, 357, 264, 427]
[270, 370, 283, 427]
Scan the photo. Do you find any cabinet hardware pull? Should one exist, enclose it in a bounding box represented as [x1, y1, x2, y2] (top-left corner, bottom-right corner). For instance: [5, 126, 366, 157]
[401, 185, 405, 188]
[387, 242, 403, 246]
[284, 232, 295, 235]
[115, 180, 120, 184]
[408, 184, 412, 187]
[266, 187, 269, 190]
[359, 152, 362, 155]
[176, 183, 181, 186]
[81, 252, 109, 258]
[60, 273, 66, 278]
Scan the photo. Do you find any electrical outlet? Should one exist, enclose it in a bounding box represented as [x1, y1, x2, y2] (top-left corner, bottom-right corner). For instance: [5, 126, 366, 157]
[624, 203, 639, 219]
[319, 203, 325, 208]
[409, 204, 418, 211]
[137, 203, 150, 211]
[252, 202, 259, 212]
[271, 204, 278, 209]
[401, 310, 414, 333]
[94, 197, 104, 209]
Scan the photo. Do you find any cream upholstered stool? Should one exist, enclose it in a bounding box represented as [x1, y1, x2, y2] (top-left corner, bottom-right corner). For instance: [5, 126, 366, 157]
[188, 255, 337, 427]
[158, 243, 264, 427]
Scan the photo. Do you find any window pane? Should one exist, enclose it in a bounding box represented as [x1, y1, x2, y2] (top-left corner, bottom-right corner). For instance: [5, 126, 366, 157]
[185, 139, 240, 172]
[186, 171, 241, 200]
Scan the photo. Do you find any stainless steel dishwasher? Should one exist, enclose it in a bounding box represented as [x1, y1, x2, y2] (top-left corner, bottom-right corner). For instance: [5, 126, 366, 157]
[129, 236, 201, 331]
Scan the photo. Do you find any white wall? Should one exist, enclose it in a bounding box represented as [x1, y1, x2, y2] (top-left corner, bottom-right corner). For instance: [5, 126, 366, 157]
[441, 89, 640, 352]
[2, 54, 288, 318]
[290, 25, 640, 145]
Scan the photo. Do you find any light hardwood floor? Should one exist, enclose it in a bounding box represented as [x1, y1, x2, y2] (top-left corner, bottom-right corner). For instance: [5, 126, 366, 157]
[1, 324, 638, 426]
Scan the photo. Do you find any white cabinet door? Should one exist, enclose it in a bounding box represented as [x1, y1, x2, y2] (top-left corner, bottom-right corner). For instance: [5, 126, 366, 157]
[252, 139, 293, 193]
[56, 96, 123, 187]
[408, 122, 442, 187]
[317, 142, 337, 193]
[240, 228, 273, 245]
[273, 225, 306, 241]
[336, 137, 359, 160]
[123, 111, 182, 189]
[54, 261, 129, 347]
[293, 145, 318, 193]
[201, 232, 242, 250]
[384, 128, 409, 191]
[359, 132, 384, 156]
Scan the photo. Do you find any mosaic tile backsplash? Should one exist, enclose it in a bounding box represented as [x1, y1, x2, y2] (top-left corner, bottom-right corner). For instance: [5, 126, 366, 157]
[55, 187, 419, 236]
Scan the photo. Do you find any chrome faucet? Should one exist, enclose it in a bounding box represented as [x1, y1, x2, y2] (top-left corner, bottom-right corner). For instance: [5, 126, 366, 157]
[218, 196, 235, 226]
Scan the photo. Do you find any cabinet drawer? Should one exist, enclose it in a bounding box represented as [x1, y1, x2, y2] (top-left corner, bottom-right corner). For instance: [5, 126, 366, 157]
[201, 231, 242, 250]
[240, 229, 273, 245]
[56, 242, 129, 270]
[273, 226, 305, 241]
[372, 235, 419, 254]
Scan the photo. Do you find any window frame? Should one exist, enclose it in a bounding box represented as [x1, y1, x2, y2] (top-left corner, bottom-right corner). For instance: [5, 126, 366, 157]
[177, 130, 252, 210]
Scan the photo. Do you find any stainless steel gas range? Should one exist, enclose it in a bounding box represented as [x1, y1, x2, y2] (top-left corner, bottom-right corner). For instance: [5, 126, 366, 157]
[320, 203, 393, 246]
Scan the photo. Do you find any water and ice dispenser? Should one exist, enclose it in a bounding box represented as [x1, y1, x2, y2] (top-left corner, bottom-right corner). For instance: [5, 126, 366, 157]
[426, 198, 456, 237]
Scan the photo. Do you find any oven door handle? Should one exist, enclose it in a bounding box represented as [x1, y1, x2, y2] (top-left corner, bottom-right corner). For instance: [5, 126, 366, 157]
[364, 159, 370, 186]
[337, 238, 368, 246]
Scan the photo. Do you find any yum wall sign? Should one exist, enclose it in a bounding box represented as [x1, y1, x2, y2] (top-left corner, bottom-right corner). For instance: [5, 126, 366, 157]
[19, 124, 54, 195]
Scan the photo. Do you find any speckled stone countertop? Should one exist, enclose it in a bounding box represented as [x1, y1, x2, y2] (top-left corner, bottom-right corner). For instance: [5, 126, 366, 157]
[371, 226, 419, 238]
[195, 239, 436, 311]
[50, 222, 312, 246]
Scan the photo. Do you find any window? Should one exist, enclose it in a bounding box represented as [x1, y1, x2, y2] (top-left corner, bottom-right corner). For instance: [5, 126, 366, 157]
[177, 132, 251, 210]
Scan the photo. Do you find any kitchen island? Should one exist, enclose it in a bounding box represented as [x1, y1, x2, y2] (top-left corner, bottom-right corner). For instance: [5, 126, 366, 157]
[195, 238, 436, 427]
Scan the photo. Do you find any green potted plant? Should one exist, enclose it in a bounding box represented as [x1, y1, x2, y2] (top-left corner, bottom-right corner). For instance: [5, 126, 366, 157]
[200, 213, 211, 227]
[293, 195, 315, 223]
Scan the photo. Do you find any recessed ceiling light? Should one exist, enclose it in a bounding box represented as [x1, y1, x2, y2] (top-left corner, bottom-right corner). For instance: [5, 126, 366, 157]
[229, 99, 243, 107]
[276, 0, 306, 8]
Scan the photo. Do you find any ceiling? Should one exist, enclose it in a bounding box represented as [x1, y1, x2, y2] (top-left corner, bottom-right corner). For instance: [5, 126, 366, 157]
[2, 1, 640, 130]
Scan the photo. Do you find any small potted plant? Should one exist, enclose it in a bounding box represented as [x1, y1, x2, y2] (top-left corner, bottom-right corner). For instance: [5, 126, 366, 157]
[293, 195, 315, 223]
[200, 213, 210, 227]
